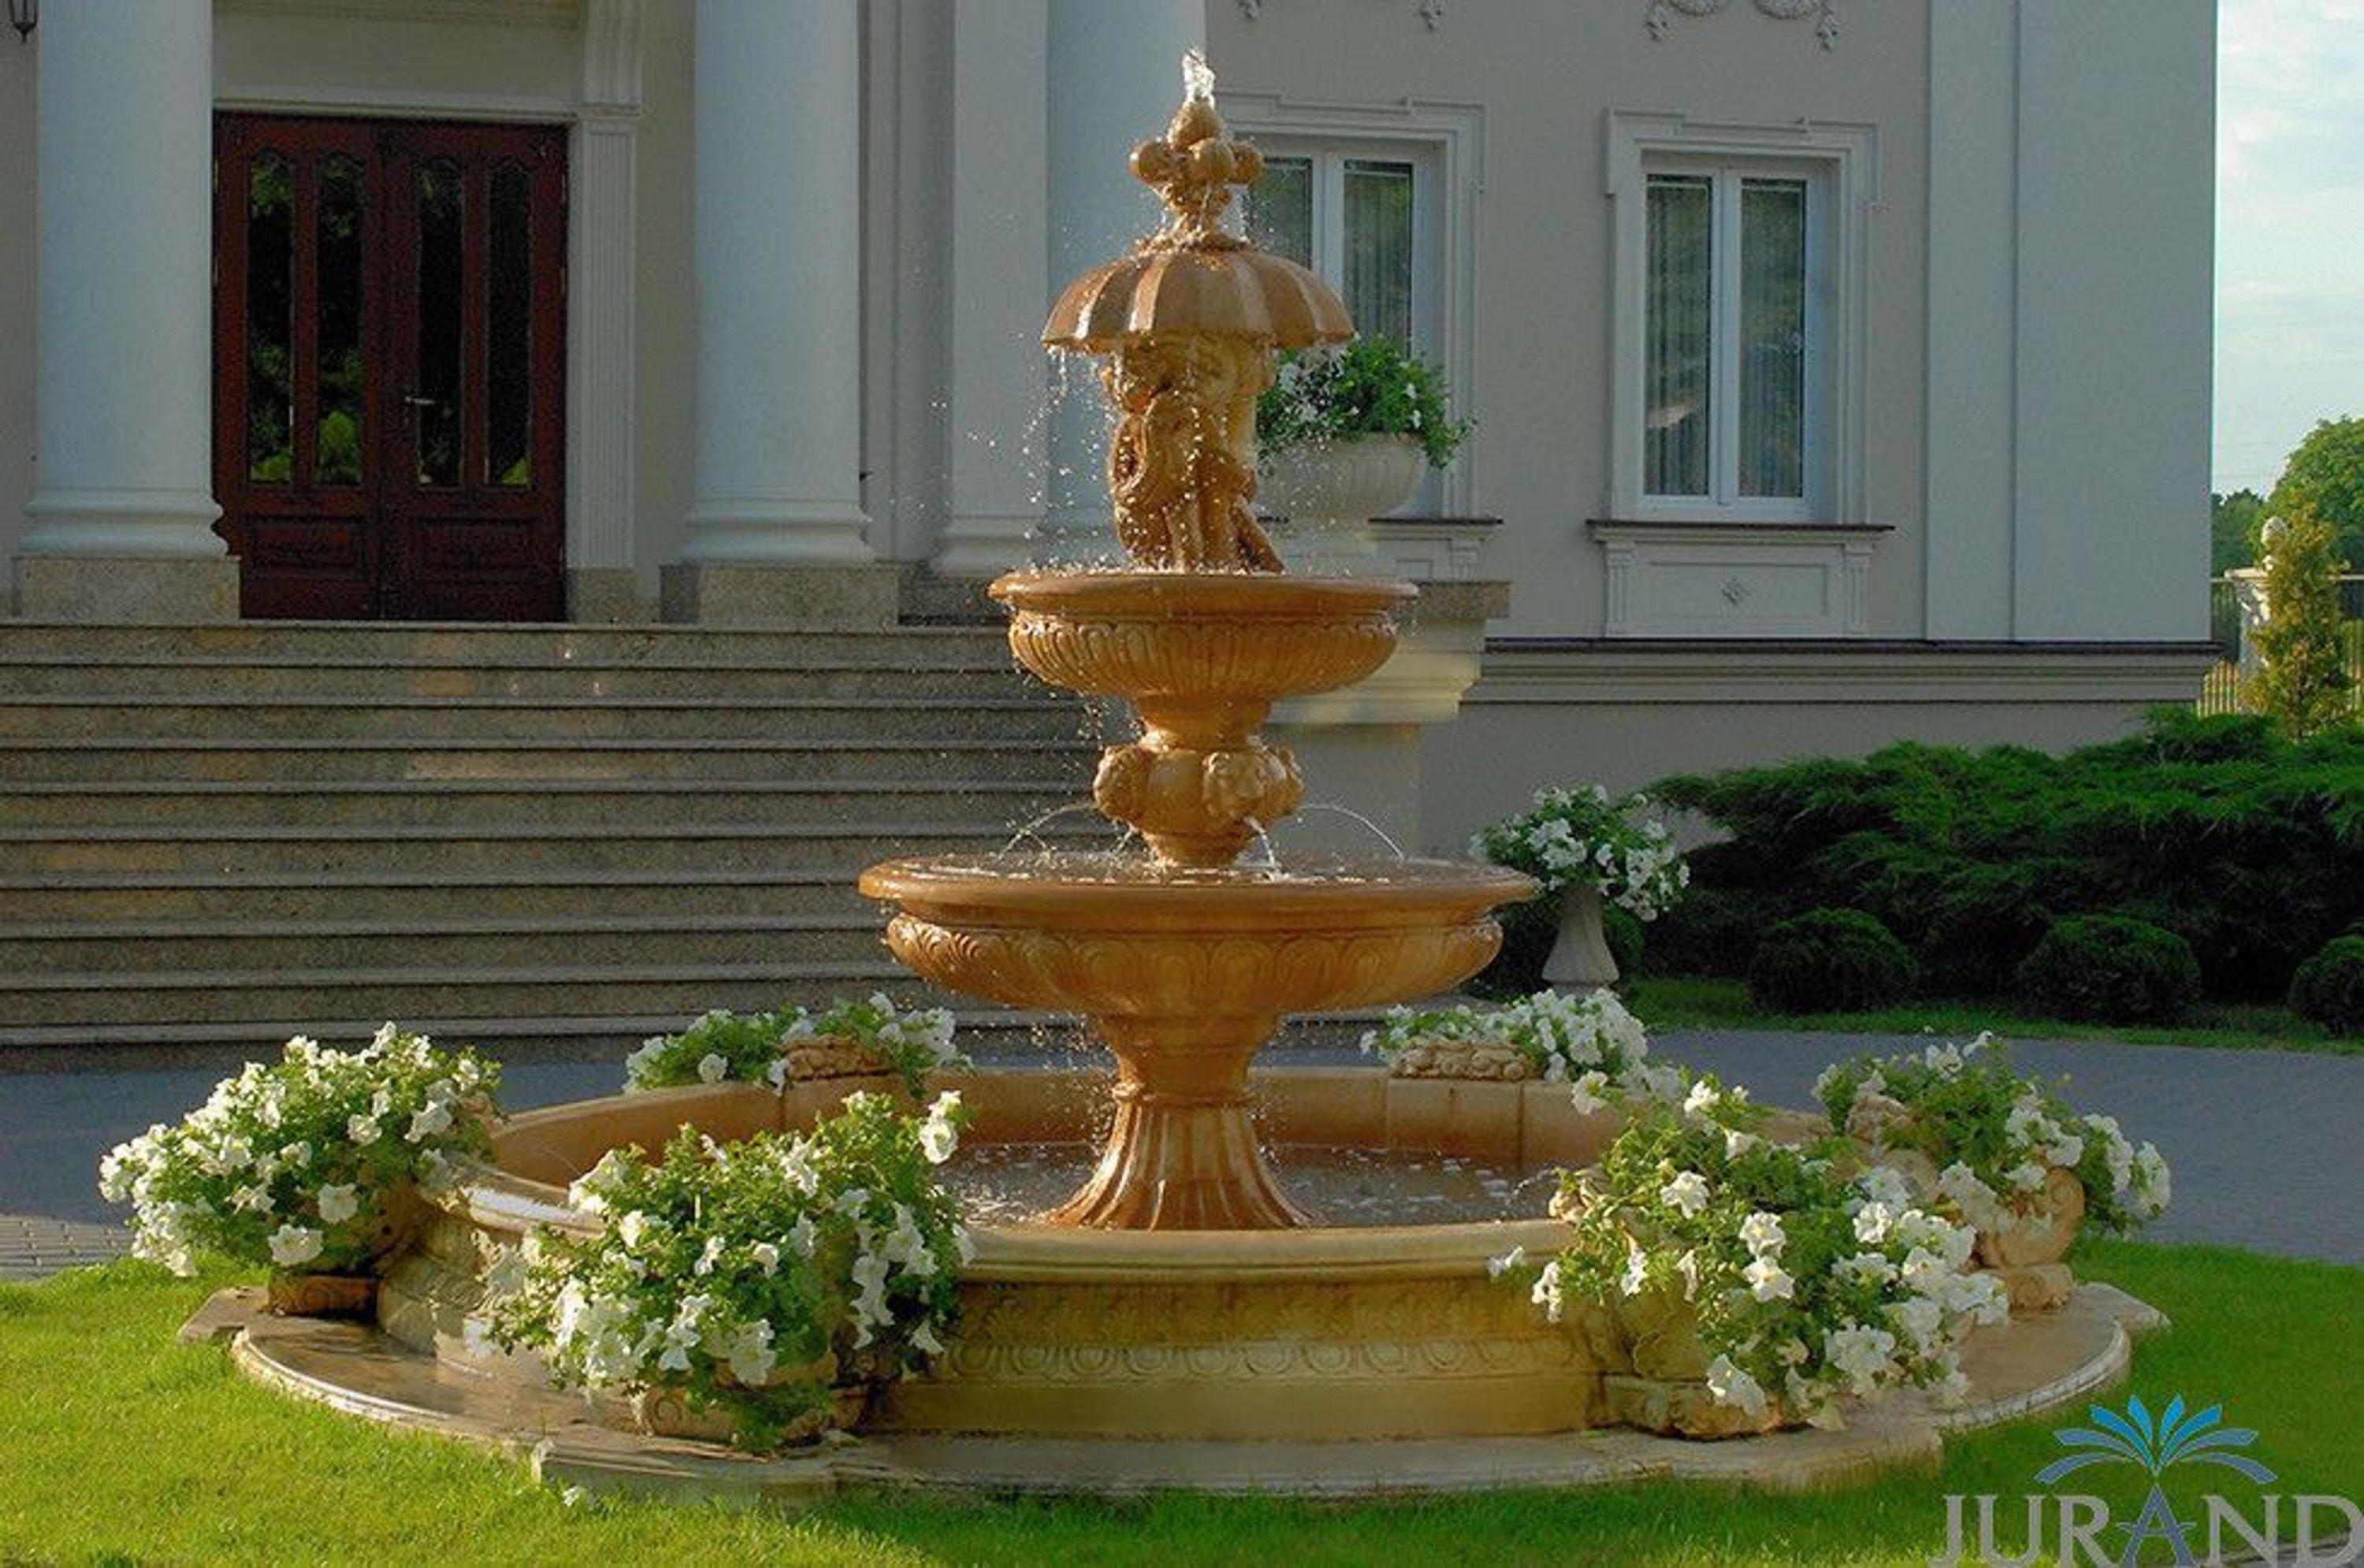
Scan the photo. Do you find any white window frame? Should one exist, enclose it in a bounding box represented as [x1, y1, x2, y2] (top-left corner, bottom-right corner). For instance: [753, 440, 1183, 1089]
[1225, 91, 1484, 517]
[1606, 113, 1876, 526]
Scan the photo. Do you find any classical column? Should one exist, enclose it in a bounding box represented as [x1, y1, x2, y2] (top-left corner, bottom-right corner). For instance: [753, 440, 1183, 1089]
[931, 0, 1050, 578]
[670, 0, 892, 624]
[1038, 0, 1204, 563]
[17, 2, 235, 622]
[565, 0, 646, 622]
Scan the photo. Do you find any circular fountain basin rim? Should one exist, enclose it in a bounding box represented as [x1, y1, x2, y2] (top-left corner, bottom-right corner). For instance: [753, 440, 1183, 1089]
[989, 569, 1417, 617]
[858, 854, 1536, 927]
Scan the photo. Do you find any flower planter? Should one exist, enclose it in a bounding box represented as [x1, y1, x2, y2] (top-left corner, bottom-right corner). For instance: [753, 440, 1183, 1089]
[1976, 1165, 2085, 1313]
[1603, 1287, 1792, 1440]
[1256, 434, 1426, 574]
[1543, 882, 1619, 990]
[266, 1271, 379, 1319]
[631, 1354, 872, 1448]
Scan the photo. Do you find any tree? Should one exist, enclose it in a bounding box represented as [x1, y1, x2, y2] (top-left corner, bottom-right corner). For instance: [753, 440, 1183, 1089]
[2212, 488, 2268, 574]
[2248, 499, 2355, 739]
[2269, 416, 2364, 570]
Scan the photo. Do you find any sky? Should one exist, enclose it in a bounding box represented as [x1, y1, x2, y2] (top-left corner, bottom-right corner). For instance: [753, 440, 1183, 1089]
[2213, 0, 2364, 496]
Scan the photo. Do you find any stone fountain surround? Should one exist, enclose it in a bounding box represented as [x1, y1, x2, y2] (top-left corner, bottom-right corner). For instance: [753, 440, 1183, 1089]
[191, 1062, 2165, 1502]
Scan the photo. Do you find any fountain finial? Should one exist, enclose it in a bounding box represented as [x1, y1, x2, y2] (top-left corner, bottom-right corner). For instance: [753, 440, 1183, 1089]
[1128, 50, 1262, 248]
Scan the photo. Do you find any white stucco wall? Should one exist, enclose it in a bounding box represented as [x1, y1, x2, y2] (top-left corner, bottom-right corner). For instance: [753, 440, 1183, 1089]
[1205, 0, 1934, 641]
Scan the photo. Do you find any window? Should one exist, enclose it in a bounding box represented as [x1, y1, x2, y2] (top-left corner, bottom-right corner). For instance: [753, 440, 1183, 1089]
[1245, 150, 1425, 352]
[1643, 163, 1821, 513]
[1607, 114, 1875, 526]
[1218, 92, 1482, 515]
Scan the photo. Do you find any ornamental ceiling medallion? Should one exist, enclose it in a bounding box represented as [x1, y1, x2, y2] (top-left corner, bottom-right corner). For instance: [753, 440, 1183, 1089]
[1644, 0, 1839, 49]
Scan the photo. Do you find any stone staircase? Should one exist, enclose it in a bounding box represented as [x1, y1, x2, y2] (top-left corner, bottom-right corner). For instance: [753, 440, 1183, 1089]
[0, 621, 1106, 1055]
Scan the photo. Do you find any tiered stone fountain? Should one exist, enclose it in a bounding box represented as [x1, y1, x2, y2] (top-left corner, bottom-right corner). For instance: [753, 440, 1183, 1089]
[212, 64, 2161, 1500]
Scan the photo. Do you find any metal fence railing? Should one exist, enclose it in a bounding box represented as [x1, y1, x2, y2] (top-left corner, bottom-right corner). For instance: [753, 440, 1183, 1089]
[2199, 574, 2364, 718]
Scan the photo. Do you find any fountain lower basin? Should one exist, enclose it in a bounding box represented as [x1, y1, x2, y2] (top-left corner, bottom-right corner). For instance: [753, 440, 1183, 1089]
[857, 856, 1533, 1228]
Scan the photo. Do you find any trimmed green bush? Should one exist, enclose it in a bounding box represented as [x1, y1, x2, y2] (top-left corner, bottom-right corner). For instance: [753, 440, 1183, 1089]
[1746, 908, 1920, 1013]
[2014, 914, 2202, 1024]
[2288, 935, 2364, 1035]
[1656, 713, 2364, 999]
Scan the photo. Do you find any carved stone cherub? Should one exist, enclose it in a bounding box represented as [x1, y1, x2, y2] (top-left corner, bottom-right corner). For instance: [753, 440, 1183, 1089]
[1102, 336, 1283, 573]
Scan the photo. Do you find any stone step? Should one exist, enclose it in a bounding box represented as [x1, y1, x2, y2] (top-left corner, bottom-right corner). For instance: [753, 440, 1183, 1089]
[0, 913, 894, 974]
[0, 961, 966, 1031]
[0, 779, 1094, 830]
[0, 737, 1098, 786]
[0, 694, 1092, 743]
[1, 821, 1118, 877]
[0, 869, 881, 923]
[0, 653, 1043, 700]
[0, 620, 1017, 667]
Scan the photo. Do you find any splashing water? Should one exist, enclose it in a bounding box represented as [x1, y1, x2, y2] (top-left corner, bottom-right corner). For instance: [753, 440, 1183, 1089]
[1240, 816, 1284, 873]
[1181, 48, 1216, 104]
[1003, 800, 1113, 856]
[1292, 803, 1408, 861]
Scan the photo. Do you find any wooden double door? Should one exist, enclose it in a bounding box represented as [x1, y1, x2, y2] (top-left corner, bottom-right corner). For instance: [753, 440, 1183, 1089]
[214, 116, 567, 621]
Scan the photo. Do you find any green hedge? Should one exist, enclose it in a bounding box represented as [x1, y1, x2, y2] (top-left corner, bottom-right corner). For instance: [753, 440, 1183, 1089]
[1649, 712, 2364, 1001]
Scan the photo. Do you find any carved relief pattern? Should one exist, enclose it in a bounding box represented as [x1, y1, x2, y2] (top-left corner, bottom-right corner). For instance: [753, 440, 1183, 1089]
[1005, 611, 1397, 707]
[883, 916, 1502, 1019]
[1386, 1039, 1536, 1081]
[1645, 0, 1838, 48]
[937, 1276, 1600, 1384]
[1091, 738, 1304, 868]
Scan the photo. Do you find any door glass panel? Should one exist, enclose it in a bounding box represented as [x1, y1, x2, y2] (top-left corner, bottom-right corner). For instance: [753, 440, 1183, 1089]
[1342, 158, 1414, 348]
[316, 153, 366, 486]
[1644, 173, 1712, 498]
[414, 158, 465, 488]
[486, 161, 532, 488]
[245, 152, 295, 483]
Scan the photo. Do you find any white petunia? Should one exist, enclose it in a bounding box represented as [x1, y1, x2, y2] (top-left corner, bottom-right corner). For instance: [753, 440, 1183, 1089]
[1743, 1256, 1795, 1302]
[697, 1053, 729, 1084]
[1738, 1211, 1786, 1259]
[1568, 1071, 1611, 1117]
[1660, 1170, 1711, 1218]
[1486, 1246, 1526, 1280]
[406, 1101, 454, 1143]
[1704, 1353, 1769, 1418]
[315, 1183, 360, 1224]
[266, 1224, 324, 1268]
[1852, 1202, 1895, 1245]
[909, 1318, 946, 1357]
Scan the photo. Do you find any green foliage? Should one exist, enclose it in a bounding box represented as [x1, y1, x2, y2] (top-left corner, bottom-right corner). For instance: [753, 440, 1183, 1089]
[2269, 414, 2364, 568]
[489, 1092, 969, 1451]
[2014, 915, 2201, 1025]
[1815, 1036, 2169, 1237]
[2288, 934, 2364, 1035]
[622, 995, 962, 1098]
[1255, 335, 1473, 469]
[2250, 500, 2356, 740]
[2211, 488, 2269, 574]
[1748, 909, 1919, 1013]
[96, 1027, 500, 1277]
[1655, 712, 2364, 999]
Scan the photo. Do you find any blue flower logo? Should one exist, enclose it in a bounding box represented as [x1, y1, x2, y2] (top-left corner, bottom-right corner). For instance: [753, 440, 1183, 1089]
[2035, 1395, 2277, 1487]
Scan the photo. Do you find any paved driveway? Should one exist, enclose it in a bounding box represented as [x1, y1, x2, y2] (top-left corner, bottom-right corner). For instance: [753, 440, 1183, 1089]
[5, 1032, 2358, 1276]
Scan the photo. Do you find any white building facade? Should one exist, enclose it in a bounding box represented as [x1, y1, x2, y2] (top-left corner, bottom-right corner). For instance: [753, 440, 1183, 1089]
[0, 0, 2217, 848]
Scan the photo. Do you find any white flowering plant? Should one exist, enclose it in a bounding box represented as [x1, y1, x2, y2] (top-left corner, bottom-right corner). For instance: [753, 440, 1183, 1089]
[1471, 785, 1690, 918]
[1813, 1034, 2171, 1238]
[1361, 988, 1681, 1111]
[622, 994, 963, 1098]
[485, 1090, 972, 1451]
[97, 1026, 500, 1278]
[1540, 1076, 2008, 1429]
[1254, 335, 1472, 470]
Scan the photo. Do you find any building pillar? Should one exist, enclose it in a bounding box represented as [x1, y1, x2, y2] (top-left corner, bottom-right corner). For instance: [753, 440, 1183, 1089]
[17, 2, 235, 622]
[1038, 0, 1204, 563]
[931, 0, 1050, 579]
[566, 0, 648, 623]
[668, 0, 894, 625]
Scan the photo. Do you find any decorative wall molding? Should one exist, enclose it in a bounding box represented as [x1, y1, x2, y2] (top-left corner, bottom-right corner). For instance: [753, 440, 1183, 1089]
[1644, 0, 1838, 50]
[1234, 1, 1446, 29]
[1592, 522, 1877, 638]
[221, 0, 582, 27]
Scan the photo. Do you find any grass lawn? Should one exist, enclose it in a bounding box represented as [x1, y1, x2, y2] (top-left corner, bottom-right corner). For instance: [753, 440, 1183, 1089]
[1624, 975, 2364, 1057]
[2, 1243, 2356, 1566]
